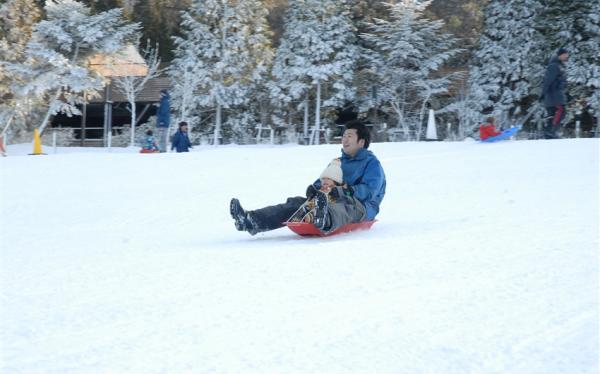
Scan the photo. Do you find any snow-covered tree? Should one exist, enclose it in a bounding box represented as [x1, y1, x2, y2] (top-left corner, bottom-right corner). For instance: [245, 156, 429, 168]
[170, 0, 272, 145]
[169, 43, 203, 130]
[112, 42, 163, 147]
[467, 0, 545, 129]
[439, 82, 483, 139]
[7, 0, 140, 134]
[0, 0, 41, 135]
[363, 0, 461, 140]
[270, 0, 358, 144]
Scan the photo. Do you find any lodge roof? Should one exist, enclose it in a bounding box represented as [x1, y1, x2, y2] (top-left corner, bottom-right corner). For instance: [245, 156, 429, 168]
[87, 44, 171, 103]
[88, 44, 149, 77]
[88, 76, 172, 103]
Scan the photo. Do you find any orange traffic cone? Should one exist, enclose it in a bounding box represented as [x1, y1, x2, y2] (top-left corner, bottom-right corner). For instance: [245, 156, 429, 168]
[30, 129, 45, 155]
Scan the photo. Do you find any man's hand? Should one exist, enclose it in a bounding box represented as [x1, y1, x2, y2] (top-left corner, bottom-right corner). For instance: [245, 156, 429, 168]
[329, 185, 353, 199]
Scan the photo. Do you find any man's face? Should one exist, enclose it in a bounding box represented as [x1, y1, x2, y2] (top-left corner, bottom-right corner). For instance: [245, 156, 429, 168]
[181, 125, 188, 132]
[559, 53, 569, 62]
[342, 128, 365, 157]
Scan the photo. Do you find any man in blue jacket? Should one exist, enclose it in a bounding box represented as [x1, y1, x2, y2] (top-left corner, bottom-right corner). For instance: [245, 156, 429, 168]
[230, 120, 386, 235]
[156, 89, 171, 152]
[540, 48, 569, 139]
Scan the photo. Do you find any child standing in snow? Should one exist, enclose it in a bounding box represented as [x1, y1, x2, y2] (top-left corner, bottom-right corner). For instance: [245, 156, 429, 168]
[479, 117, 501, 140]
[171, 121, 192, 153]
[141, 129, 160, 153]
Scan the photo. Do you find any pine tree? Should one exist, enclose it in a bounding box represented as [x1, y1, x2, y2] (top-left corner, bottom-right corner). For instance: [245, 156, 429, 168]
[170, 0, 272, 145]
[0, 0, 41, 134]
[7, 0, 140, 134]
[349, 0, 391, 123]
[270, 0, 358, 144]
[132, 0, 187, 62]
[467, 0, 545, 129]
[363, 0, 461, 140]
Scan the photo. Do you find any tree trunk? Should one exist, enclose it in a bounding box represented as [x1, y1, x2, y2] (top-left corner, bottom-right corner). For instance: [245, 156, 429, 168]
[37, 89, 62, 135]
[214, 103, 221, 145]
[129, 101, 136, 147]
[314, 80, 321, 145]
[1, 112, 15, 137]
[303, 96, 309, 144]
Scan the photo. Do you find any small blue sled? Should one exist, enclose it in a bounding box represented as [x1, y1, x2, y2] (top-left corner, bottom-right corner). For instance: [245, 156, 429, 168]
[481, 125, 522, 143]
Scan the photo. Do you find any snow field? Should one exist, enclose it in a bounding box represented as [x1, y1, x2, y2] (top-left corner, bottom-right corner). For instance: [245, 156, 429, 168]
[1, 139, 598, 373]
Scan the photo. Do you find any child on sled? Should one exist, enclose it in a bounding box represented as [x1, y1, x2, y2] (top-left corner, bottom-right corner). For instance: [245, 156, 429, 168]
[289, 158, 366, 231]
[140, 129, 160, 153]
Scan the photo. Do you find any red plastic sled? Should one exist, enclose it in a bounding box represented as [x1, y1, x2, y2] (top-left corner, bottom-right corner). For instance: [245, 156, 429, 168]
[140, 149, 160, 154]
[284, 220, 376, 237]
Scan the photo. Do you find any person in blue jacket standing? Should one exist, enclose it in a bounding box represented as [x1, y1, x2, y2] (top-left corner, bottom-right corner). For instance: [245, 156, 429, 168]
[156, 89, 171, 152]
[171, 121, 192, 153]
[230, 120, 386, 235]
[540, 48, 569, 139]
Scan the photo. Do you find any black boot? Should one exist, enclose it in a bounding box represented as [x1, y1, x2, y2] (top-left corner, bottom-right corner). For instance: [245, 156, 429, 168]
[313, 192, 331, 230]
[230, 198, 258, 235]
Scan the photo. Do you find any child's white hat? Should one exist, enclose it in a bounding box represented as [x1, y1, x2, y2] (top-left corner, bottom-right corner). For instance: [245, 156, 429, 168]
[320, 158, 343, 184]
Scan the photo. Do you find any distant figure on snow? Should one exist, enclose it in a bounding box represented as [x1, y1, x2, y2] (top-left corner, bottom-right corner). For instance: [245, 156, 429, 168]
[230, 120, 386, 235]
[479, 117, 501, 140]
[156, 89, 171, 152]
[171, 121, 192, 153]
[540, 48, 569, 139]
[140, 129, 160, 153]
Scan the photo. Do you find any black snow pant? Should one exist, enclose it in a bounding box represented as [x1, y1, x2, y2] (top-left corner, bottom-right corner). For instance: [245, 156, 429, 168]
[249, 196, 306, 233]
[249, 189, 367, 234]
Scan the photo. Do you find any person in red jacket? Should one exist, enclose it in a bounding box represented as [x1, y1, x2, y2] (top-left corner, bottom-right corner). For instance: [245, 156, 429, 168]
[479, 117, 501, 140]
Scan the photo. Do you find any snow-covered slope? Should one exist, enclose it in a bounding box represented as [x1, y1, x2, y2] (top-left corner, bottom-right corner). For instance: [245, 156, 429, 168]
[1, 139, 598, 373]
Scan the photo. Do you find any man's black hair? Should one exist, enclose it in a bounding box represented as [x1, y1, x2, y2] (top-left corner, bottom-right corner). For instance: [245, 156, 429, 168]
[179, 121, 188, 129]
[344, 120, 371, 149]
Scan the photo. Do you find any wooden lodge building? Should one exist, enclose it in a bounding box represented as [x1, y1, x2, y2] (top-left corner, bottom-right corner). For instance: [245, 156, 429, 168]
[50, 46, 170, 146]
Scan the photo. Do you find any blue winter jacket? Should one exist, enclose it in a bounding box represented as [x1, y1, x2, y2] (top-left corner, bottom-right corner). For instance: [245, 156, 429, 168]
[315, 148, 386, 220]
[541, 56, 567, 108]
[171, 130, 192, 152]
[143, 135, 159, 151]
[156, 92, 171, 128]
